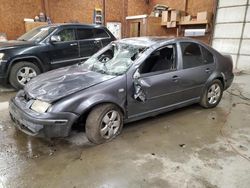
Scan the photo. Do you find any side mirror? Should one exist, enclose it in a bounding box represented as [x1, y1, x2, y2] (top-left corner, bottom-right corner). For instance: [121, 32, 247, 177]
[133, 69, 141, 80]
[50, 35, 61, 43]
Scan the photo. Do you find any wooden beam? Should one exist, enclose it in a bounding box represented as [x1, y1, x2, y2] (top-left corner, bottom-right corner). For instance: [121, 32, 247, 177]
[184, 0, 188, 12]
[43, 0, 50, 17]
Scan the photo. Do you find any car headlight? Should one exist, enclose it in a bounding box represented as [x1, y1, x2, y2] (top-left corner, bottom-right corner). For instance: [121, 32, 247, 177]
[0, 53, 4, 59]
[31, 100, 51, 113]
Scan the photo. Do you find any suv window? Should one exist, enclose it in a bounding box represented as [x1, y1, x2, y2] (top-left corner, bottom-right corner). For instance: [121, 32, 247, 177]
[201, 46, 214, 64]
[57, 29, 75, 42]
[94, 28, 109, 38]
[77, 28, 94, 40]
[140, 44, 176, 74]
[180, 42, 203, 69]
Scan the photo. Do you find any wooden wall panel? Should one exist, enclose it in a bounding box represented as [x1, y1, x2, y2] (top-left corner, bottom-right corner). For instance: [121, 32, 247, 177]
[48, 0, 103, 24]
[149, 0, 186, 11]
[187, 0, 216, 16]
[0, 0, 44, 40]
[127, 0, 149, 16]
[0, 0, 215, 41]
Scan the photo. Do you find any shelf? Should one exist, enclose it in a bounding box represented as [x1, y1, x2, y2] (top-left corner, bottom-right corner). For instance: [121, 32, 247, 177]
[179, 20, 209, 26]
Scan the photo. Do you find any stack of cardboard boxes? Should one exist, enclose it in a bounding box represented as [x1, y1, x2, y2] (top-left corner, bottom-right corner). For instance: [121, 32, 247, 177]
[161, 9, 185, 28]
[162, 10, 212, 27]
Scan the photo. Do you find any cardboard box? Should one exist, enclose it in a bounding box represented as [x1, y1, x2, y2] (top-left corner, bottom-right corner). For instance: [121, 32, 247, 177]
[167, 21, 176, 28]
[181, 15, 191, 22]
[197, 11, 212, 21]
[170, 10, 185, 22]
[161, 10, 171, 25]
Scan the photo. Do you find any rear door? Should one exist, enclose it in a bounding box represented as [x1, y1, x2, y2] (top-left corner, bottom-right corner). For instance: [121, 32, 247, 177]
[93, 28, 113, 47]
[76, 27, 103, 61]
[176, 42, 216, 101]
[47, 28, 80, 69]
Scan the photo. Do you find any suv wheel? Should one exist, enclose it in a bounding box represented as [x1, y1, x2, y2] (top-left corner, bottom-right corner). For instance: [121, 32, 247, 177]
[9, 62, 41, 90]
[200, 79, 223, 108]
[85, 104, 123, 144]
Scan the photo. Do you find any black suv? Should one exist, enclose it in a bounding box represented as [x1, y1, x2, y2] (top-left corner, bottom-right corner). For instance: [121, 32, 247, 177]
[0, 24, 116, 89]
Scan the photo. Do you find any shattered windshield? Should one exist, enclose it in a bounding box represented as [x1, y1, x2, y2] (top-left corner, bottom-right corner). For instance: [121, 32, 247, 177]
[81, 42, 146, 76]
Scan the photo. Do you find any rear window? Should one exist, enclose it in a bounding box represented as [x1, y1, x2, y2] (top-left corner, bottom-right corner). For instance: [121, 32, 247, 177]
[201, 46, 214, 64]
[94, 28, 109, 38]
[77, 28, 94, 40]
[76, 28, 109, 40]
[180, 42, 203, 69]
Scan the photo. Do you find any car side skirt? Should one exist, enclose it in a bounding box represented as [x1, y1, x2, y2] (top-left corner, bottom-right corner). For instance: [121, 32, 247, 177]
[125, 97, 200, 123]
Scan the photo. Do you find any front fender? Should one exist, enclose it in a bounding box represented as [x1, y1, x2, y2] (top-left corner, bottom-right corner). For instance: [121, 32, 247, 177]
[75, 93, 126, 116]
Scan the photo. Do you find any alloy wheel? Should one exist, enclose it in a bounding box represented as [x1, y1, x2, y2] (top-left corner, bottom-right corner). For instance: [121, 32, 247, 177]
[100, 110, 121, 139]
[17, 67, 37, 86]
[207, 83, 221, 105]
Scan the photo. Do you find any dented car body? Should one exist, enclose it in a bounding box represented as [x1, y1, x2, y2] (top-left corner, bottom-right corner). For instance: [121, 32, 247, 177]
[9, 37, 234, 143]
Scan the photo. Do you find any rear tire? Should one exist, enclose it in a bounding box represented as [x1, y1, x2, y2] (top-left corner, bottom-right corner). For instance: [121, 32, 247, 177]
[200, 79, 223, 108]
[9, 62, 41, 90]
[85, 104, 123, 144]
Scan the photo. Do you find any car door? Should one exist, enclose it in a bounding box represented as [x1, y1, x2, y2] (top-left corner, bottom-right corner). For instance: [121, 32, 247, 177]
[175, 42, 216, 101]
[127, 44, 184, 118]
[47, 28, 80, 69]
[76, 27, 103, 61]
[93, 28, 113, 47]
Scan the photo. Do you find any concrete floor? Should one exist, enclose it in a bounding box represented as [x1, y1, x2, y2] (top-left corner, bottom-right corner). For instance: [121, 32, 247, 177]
[0, 73, 250, 188]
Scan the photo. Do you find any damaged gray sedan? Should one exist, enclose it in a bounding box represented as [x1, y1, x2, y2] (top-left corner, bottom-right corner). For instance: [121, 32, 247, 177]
[9, 37, 234, 144]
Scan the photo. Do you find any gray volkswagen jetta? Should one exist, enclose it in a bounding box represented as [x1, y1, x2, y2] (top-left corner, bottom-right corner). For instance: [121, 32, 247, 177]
[9, 37, 234, 144]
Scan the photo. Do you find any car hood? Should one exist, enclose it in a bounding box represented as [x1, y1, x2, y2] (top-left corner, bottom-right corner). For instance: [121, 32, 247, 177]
[0, 40, 36, 50]
[24, 65, 115, 103]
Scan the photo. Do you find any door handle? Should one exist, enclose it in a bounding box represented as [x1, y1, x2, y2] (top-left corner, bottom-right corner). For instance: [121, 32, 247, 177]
[94, 40, 100, 44]
[70, 43, 78, 46]
[172, 75, 180, 82]
[205, 68, 211, 73]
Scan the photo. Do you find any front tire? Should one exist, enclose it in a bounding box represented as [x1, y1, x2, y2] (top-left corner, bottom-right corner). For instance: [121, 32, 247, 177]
[200, 79, 223, 108]
[9, 62, 41, 90]
[85, 104, 123, 144]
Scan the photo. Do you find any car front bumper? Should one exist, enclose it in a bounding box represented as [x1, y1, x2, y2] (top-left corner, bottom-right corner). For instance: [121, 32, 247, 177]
[9, 98, 79, 138]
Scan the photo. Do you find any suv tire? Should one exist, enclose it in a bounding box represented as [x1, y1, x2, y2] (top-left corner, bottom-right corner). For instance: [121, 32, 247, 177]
[9, 61, 41, 90]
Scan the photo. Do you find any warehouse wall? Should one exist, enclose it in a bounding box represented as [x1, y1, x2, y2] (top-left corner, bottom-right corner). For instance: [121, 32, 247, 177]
[0, 0, 216, 40]
[149, 0, 186, 11]
[48, 0, 103, 24]
[187, 0, 216, 16]
[212, 0, 250, 70]
[127, 0, 149, 16]
[0, 0, 44, 40]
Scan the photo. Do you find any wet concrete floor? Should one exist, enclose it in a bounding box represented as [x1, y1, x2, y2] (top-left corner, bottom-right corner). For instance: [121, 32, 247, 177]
[0, 73, 250, 188]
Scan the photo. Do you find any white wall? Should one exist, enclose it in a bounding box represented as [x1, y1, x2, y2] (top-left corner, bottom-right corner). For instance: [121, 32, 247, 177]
[212, 0, 250, 70]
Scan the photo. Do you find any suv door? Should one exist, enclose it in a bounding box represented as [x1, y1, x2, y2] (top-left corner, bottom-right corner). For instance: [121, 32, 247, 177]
[93, 28, 112, 47]
[176, 42, 216, 101]
[47, 28, 80, 69]
[127, 44, 182, 118]
[76, 27, 103, 60]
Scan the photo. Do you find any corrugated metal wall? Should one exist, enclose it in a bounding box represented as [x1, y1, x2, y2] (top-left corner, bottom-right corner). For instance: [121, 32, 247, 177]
[212, 0, 250, 70]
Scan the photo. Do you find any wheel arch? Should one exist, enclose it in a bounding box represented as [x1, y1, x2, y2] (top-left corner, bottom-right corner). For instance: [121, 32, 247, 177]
[75, 100, 126, 126]
[206, 72, 226, 89]
[7, 56, 44, 79]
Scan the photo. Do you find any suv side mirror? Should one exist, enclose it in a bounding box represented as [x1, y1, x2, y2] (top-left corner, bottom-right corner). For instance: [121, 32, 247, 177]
[50, 35, 61, 43]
